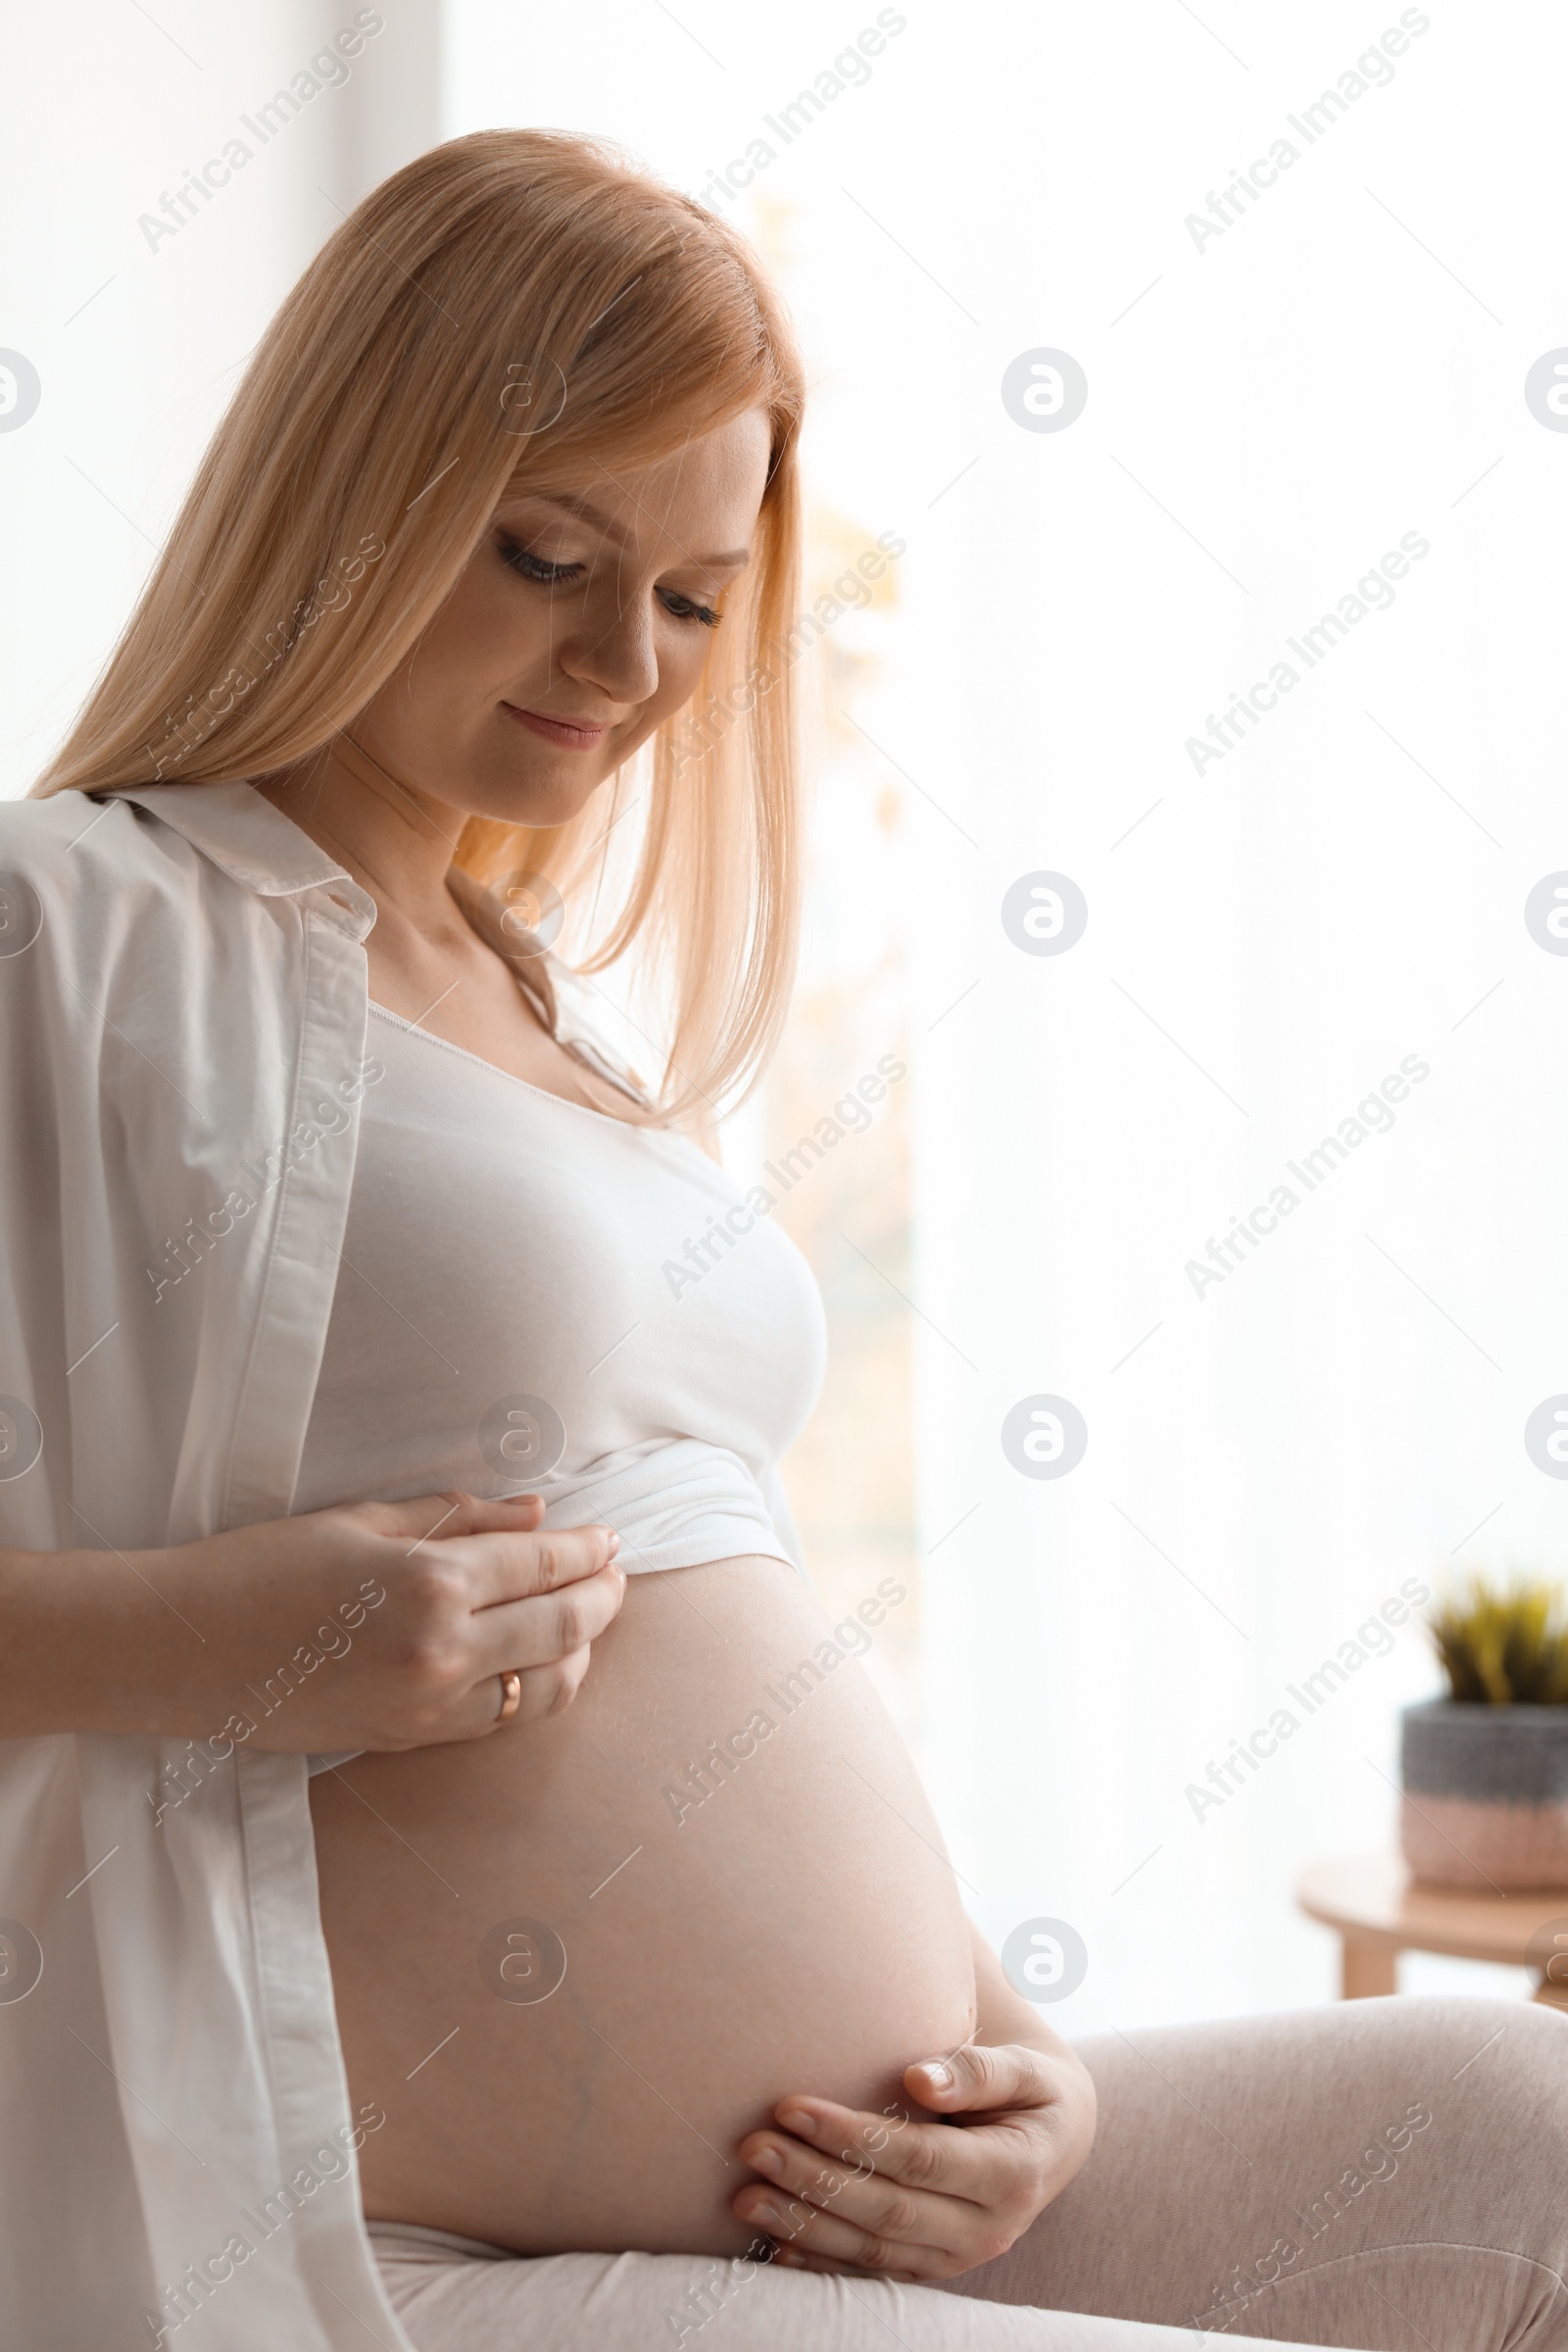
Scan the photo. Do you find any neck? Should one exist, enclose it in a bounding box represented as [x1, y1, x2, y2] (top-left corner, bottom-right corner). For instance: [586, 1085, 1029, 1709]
[258, 737, 469, 937]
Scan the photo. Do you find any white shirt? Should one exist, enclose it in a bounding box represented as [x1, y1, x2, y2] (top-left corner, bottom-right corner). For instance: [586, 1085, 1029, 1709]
[0, 781, 813, 2347]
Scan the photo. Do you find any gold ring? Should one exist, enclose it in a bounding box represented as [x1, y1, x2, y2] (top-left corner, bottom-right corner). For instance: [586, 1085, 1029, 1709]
[496, 1670, 522, 1724]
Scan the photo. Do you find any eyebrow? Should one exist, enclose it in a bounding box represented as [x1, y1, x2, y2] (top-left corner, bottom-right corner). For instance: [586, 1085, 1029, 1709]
[521, 490, 752, 570]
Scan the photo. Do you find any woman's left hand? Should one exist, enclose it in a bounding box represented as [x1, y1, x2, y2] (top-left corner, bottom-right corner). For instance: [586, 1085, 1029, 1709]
[732, 2039, 1097, 2281]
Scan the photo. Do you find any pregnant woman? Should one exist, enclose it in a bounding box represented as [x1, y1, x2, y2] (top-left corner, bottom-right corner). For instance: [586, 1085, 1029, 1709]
[4, 129, 1568, 2352]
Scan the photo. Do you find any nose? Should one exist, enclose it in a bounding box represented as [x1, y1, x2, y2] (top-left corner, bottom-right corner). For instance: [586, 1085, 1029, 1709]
[555, 583, 662, 710]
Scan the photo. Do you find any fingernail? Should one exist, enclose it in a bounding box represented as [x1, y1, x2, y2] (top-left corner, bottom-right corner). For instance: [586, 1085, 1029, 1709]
[753, 2146, 783, 2178]
[749, 2198, 780, 2227]
[606, 1533, 621, 1555]
[777, 2106, 815, 2136]
[919, 2061, 953, 2088]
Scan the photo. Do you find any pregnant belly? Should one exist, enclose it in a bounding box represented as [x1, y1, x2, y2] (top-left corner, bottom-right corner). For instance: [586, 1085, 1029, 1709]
[308, 1554, 976, 2256]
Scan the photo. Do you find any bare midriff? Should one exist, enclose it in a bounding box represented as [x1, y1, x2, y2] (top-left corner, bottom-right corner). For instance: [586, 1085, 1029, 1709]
[309, 1554, 977, 2256]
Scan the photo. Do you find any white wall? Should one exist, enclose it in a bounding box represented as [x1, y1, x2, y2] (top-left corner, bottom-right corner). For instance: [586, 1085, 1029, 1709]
[0, 0, 439, 798]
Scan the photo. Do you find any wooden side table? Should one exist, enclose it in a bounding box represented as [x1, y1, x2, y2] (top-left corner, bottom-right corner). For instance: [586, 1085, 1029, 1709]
[1298, 1853, 1568, 2009]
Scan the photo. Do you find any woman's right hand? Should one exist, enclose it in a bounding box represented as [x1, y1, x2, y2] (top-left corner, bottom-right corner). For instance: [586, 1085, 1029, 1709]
[9, 1491, 624, 1752]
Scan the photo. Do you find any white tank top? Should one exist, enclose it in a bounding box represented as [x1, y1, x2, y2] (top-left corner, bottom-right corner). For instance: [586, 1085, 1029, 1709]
[292, 1001, 827, 1581]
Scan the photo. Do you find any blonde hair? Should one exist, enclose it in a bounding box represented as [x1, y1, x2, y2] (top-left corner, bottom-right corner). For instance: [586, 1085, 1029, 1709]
[32, 129, 807, 1119]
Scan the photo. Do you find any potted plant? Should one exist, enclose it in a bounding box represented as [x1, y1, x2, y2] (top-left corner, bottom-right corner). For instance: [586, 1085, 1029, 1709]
[1401, 1576, 1568, 1889]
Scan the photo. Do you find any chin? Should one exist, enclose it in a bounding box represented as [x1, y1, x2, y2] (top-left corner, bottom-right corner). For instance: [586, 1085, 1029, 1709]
[449, 763, 612, 837]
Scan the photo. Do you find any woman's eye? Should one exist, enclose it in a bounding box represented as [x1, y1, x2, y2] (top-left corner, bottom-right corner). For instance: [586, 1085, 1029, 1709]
[497, 535, 718, 627]
[496, 536, 583, 586]
[659, 589, 721, 629]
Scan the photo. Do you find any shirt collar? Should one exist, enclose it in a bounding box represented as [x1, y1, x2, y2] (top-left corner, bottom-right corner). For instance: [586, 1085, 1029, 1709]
[113, 782, 377, 936]
[111, 782, 654, 1107]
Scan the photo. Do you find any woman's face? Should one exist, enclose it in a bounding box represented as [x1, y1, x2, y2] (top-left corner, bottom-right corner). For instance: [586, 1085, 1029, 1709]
[353, 406, 773, 827]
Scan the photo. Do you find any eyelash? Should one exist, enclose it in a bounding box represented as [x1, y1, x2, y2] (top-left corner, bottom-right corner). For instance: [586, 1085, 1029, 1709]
[496, 535, 721, 628]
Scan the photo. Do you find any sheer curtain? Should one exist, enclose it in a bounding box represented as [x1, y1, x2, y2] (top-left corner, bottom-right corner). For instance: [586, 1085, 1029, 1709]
[444, 0, 1568, 2028]
[10, 0, 1566, 2037]
[891, 1, 1568, 2027]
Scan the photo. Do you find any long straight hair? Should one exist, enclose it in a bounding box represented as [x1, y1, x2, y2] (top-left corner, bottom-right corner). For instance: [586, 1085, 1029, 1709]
[32, 129, 808, 1120]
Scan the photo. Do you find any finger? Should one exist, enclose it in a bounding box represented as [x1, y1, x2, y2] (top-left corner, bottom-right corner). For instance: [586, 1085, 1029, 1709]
[905, 2040, 1058, 2119]
[439, 1642, 595, 1744]
[359, 1490, 546, 1544]
[767, 2245, 919, 2282]
[466, 1561, 626, 1675]
[540, 1642, 593, 1716]
[731, 2178, 946, 2279]
[765, 2094, 987, 2203]
[463, 1522, 622, 1608]
[513, 1642, 593, 1724]
[738, 2130, 954, 2253]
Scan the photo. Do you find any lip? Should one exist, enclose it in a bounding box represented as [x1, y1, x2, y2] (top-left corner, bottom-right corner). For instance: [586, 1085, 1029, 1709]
[501, 704, 612, 750]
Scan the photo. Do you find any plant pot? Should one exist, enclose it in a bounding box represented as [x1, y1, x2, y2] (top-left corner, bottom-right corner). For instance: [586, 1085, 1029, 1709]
[1400, 1699, 1568, 1890]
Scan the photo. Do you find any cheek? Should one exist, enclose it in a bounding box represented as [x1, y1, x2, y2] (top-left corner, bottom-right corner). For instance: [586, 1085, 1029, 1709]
[434, 565, 546, 681]
[379, 574, 546, 735]
[652, 627, 718, 716]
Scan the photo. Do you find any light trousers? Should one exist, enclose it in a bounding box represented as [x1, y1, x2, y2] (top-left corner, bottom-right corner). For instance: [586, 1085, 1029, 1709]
[369, 1995, 1568, 2350]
